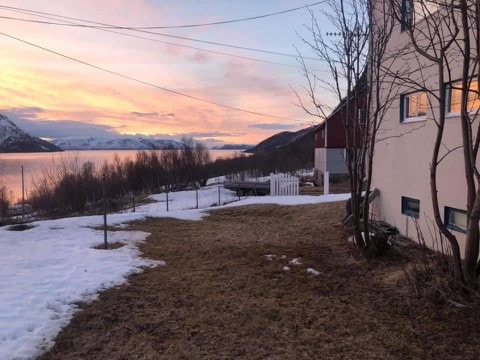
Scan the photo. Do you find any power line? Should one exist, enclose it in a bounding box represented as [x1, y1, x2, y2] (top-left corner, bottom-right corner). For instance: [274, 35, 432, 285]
[0, 10, 327, 72]
[0, 2, 323, 29]
[0, 32, 307, 124]
[0, 6, 320, 61]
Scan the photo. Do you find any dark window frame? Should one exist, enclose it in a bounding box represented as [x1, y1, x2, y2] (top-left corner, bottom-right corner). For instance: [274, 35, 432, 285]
[401, 0, 414, 32]
[401, 196, 420, 218]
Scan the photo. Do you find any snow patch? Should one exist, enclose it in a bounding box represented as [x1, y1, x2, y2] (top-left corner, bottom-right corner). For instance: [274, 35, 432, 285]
[289, 258, 302, 266]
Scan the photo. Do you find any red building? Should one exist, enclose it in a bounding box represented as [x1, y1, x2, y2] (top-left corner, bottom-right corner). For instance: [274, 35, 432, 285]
[314, 85, 367, 185]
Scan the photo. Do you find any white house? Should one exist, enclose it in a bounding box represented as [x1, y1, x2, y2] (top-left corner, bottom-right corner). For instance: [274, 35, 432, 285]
[370, 0, 476, 255]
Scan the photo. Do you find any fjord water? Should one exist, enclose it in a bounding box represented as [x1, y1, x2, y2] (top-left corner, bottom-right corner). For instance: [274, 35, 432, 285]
[0, 150, 239, 202]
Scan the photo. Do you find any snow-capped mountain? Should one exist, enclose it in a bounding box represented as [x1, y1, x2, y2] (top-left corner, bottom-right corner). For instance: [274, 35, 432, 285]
[51, 136, 184, 150]
[0, 114, 63, 153]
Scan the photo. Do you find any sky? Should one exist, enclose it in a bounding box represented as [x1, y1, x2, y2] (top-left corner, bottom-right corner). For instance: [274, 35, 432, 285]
[0, 1, 335, 147]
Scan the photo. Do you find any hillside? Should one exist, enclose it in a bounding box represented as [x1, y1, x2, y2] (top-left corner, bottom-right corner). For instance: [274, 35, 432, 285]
[0, 114, 63, 153]
[248, 126, 316, 155]
[212, 144, 253, 151]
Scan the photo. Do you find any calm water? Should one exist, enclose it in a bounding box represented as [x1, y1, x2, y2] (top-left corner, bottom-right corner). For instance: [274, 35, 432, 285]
[0, 150, 240, 201]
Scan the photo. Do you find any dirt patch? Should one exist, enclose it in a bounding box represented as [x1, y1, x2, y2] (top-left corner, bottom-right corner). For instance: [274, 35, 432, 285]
[6, 223, 35, 231]
[93, 242, 126, 250]
[39, 202, 480, 359]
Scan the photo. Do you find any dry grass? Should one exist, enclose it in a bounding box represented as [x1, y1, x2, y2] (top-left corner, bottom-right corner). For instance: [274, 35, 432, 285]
[39, 202, 480, 359]
[299, 179, 350, 195]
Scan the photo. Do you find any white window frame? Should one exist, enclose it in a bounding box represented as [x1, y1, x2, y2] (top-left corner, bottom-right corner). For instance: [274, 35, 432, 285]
[400, 91, 428, 123]
[444, 206, 467, 234]
[446, 79, 480, 116]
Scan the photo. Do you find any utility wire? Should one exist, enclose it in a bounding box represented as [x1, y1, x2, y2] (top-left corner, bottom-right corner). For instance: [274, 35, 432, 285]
[0, 32, 307, 123]
[0, 6, 320, 61]
[0, 2, 323, 29]
[0, 9, 327, 72]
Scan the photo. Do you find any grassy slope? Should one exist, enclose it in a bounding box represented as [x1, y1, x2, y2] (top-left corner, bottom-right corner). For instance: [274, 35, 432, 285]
[40, 202, 480, 359]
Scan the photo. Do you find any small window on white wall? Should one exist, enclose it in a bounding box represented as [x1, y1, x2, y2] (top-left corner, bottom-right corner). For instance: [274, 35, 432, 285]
[400, 91, 428, 122]
[401, 196, 420, 218]
[446, 79, 480, 114]
[445, 207, 467, 233]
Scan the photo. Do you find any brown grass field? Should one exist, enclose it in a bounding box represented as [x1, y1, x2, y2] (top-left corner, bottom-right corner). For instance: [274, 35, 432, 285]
[39, 202, 480, 359]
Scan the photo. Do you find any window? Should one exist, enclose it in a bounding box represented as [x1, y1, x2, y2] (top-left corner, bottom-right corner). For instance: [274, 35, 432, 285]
[446, 79, 480, 114]
[357, 108, 366, 124]
[402, 196, 420, 218]
[402, 0, 440, 31]
[445, 207, 467, 233]
[400, 91, 428, 122]
[401, 0, 414, 31]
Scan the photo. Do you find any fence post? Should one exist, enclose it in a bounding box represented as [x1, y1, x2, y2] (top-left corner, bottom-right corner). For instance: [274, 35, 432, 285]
[196, 188, 199, 209]
[132, 192, 136, 212]
[21, 165, 25, 222]
[324, 171, 330, 195]
[166, 191, 169, 212]
[270, 173, 275, 196]
[102, 173, 108, 249]
[218, 185, 221, 206]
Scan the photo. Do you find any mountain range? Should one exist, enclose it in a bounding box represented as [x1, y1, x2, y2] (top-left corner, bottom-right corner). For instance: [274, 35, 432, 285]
[50, 136, 183, 150]
[0, 114, 62, 153]
[0, 113, 316, 155]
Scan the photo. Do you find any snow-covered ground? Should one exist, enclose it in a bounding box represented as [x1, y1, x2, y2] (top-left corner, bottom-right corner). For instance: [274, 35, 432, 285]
[0, 186, 349, 360]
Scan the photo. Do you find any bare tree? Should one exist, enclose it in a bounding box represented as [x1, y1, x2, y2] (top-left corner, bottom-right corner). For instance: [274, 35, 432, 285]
[297, 0, 398, 255]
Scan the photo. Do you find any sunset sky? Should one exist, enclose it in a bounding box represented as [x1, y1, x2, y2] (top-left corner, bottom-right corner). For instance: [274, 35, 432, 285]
[0, 0, 335, 147]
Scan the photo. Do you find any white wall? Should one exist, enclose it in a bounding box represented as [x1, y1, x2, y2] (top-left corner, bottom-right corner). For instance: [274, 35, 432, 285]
[370, 6, 474, 255]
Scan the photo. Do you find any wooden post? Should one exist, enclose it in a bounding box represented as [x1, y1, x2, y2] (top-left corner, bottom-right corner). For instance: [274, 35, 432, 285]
[270, 173, 275, 196]
[166, 191, 169, 212]
[218, 185, 221, 206]
[196, 188, 199, 209]
[21, 165, 25, 221]
[103, 174, 107, 249]
[132, 192, 136, 212]
[324, 171, 330, 195]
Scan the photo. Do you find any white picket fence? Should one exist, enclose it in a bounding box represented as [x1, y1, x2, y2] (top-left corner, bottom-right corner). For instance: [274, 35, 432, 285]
[270, 173, 299, 196]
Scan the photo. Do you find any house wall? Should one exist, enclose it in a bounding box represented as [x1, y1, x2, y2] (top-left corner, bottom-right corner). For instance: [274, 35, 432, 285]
[370, 4, 475, 255]
[315, 127, 325, 148]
